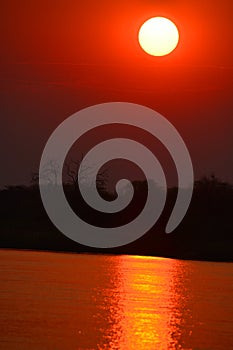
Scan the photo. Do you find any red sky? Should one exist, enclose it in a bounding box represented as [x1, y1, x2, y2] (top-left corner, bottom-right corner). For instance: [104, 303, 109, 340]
[0, 0, 233, 186]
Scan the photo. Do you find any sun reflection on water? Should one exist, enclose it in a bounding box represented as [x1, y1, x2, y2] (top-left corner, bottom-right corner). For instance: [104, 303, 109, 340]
[0, 251, 232, 349]
[96, 255, 191, 350]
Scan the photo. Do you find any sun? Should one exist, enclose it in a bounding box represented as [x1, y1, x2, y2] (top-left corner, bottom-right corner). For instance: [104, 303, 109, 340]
[138, 17, 179, 57]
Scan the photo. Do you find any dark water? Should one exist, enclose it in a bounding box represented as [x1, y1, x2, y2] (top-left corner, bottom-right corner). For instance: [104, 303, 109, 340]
[0, 250, 232, 350]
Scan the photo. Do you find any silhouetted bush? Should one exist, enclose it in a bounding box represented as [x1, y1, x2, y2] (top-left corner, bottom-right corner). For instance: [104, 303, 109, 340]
[0, 175, 232, 261]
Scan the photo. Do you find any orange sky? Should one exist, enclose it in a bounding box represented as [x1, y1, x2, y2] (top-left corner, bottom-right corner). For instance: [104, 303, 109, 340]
[0, 0, 233, 186]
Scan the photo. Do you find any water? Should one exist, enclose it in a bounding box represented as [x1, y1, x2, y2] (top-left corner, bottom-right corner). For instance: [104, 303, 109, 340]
[0, 250, 232, 350]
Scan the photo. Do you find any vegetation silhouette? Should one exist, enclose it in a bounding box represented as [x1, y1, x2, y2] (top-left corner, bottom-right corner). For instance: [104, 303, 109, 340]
[0, 171, 232, 261]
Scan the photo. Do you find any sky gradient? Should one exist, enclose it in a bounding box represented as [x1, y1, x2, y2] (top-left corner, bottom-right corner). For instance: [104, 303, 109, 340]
[1, 0, 233, 186]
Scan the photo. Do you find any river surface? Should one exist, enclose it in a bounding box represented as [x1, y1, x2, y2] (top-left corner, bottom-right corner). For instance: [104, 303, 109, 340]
[0, 249, 232, 349]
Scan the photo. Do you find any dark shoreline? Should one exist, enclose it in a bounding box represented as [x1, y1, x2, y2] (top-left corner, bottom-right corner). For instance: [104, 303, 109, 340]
[1, 247, 232, 263]
[1, 177, 232, 263]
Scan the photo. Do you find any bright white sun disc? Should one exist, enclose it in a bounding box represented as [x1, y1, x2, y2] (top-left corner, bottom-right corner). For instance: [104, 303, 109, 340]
[138, 17, 179, 56]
